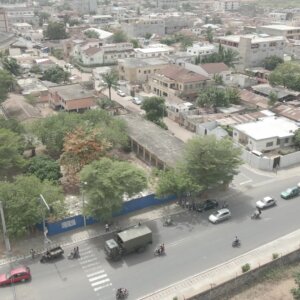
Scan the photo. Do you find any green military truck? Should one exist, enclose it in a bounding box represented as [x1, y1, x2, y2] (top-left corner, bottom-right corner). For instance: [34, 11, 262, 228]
[105, 225, 152, 260]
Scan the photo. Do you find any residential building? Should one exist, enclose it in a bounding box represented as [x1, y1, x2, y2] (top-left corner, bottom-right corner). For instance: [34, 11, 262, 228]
[149, 64, 209, 100]
[156, 0, 179, 9]
[197, 63, 231, 83]
[186, 42, 217, 59]
[0, 8, 9, 32]
[268, 12, 289, 22]
[89, 15, 113, 25]
[48, 83, 96, 112]
[233, 116, 298, 152]
[11, 23, 32, 34]
[79, 42, 134, 66]
[70, 0, 97, 14]
[164, 15, 194, 35]
[0, 32, 16, 50]
[121, 18, 165, 38]
[258, 25, 300, 40]
[5, 6, 35, 24]
[118, 57, 169, 84]
[214, 0, 241, 11]
[82, 28, 113, 41]
[217, 34, 286, 70]
[134, 44, 174, 58]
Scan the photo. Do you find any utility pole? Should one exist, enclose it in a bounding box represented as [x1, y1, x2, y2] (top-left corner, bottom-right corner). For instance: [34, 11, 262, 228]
[39, 194, 51, 248]
[0, 201, 11, 253]
[81, 182, 87, 227]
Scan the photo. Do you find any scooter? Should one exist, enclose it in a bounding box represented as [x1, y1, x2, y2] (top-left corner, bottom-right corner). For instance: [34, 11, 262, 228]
[68, 251, 80, 260]
[116, 288, 128, 299]
[251, 211, 261, 220]
[154, 246, 165, 256]
[232, 239, 241, 248]
[163, 218, 173, 226]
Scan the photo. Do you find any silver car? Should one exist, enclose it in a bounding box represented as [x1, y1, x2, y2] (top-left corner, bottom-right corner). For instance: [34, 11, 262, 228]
[256, 196, 276, 209]
[208, 208, 231, 224]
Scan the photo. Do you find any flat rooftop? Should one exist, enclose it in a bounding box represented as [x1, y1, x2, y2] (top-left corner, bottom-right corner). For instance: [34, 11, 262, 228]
[119, 57, 169, 68]
[49, 84, 94, 101]
[219, 34, 285, 44]
[234, 117, 299, 140]
[119, 114, 185, 167]
[260, 25, 300, 31]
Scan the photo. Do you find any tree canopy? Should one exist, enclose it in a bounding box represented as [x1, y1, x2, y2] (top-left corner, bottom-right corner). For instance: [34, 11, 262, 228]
[26, 155, 62, 182]
[141, 96, 167, 128]
[84, 30, 99, 39]
[44, 22, 68, 40]
[42, 66, 70, 83]
[112, 30, 128, 43]
[1, 57, 21, 76]
[263, 55, 283, 71]
[269, 62, 300, 91]
[0, 128, 25, 175]
[102, 70, 118, 100]
[0, 69, 15, 103]
[80, 158, 147, 221]
[0, 175, 65, 237]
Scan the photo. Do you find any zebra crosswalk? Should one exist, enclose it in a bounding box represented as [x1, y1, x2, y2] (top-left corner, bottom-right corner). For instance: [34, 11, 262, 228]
[79, 244, 113, 295]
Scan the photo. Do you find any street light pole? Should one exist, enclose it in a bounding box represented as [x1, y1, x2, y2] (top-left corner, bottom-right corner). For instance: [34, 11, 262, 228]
[0, 201, 11, 253]
[39, 194, 51, 248]
[81, 182, 87, 227]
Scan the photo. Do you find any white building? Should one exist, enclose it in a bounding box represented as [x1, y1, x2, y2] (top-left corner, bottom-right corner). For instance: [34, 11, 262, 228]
[258, 25, 300, 40]
[217, 34, 286, 70]
[83, 28, 113, 41]
[233, 117, 298, 152]
[12, 23, 32, 34]
[134, 44, 174, 58]
[156, 0, 179, 9]
[214, 0, 240, 11]
[0, 8, 9, 32]
[187, 42, 217, 58]
[71, 0, 97, 14]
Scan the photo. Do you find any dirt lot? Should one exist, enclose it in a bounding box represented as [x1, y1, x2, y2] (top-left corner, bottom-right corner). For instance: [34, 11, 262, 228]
[230, 263, 300, 300]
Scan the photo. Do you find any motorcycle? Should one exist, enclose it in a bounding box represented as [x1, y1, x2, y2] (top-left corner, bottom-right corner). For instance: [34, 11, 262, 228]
[154, 246, 165, 256]
[116, 288, 128, 299]
[232, 239, 241, 248]
[163, 218, 173, 226]
[68, 250, 80, 260]
[251, 211, 261, 220]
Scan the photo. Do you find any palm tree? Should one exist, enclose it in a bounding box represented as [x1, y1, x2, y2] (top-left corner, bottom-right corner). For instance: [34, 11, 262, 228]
[102, 71, 118, 101]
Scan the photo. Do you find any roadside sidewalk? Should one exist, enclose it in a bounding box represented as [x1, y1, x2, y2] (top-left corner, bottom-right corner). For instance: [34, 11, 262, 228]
[139, 228, 300, 300]
[0, 202, 183, 266]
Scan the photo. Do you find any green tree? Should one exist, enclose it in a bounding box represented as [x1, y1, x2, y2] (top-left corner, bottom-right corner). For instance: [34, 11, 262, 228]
[0, 175, 65, 237]
[84, 30, 99, 39]
[269, 62, 300, 91]
[130, 39, 140, 48]
[0, 128, 25, 175]
[225, 87, 240, 104]
[102, 70, 118, 101]
[30, 64, 42, 74]
[145, 32, 152, 39]
[141, 96, 167, 126]
[80, 158, 147, 220]
[38, 12, 50, 26]
[44, 22, 68, 40]
[26, 155, 62, 182]
[42, 66, 70, 83]
[1, 57, 21, 76]
[0, 69, 15, 103]
[205, 27, 214, 43]
[0, 118, 25, 134]
[223, 48, 239, 67]
[268, 91, 278, 106]
[112, 30, 128, 43]
[225, 30, 233, 36]
[294, 129, 300, 150]
[197, 86, 227, 108]
[291, 271, 300, 299]
[263, 55, 284, 71]
[183, 136, 242, 190]
[213, 74, 223, 85]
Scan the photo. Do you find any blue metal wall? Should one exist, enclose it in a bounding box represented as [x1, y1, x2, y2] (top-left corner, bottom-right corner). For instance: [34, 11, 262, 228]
[42, 193, 176, 236]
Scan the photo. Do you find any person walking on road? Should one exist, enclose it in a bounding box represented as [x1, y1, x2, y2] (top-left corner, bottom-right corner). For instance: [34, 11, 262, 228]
[105, 224, 109, 232]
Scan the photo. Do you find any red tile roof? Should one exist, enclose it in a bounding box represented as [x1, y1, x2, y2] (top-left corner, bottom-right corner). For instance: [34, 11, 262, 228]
[84, 46, 101, 56]
[200, 62, 229, 74]
[158, 65, 208, 83]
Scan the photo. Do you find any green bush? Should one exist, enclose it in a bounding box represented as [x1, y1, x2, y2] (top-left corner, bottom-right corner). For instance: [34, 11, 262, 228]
[272, 253, 279, 260]
[242, 263, 251, 273]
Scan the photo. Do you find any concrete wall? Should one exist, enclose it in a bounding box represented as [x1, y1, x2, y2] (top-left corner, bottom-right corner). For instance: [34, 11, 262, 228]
[189, 247, 300, 300]
[241, 148, 274, 171]
[280, 150, 300, 168]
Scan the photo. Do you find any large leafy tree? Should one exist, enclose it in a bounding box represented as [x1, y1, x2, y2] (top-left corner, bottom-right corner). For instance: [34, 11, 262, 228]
[1, 57, 21, 76]
[112, 30, 128, 43]
[26, 155, 62, 182]
[42, 66, 70, 83]
[0, 128, 25, 175]
[269, 62, 300, 91]
[0, 118, 25, 134]
[263, 55, 283, 71]
[0, 69, 15, 103]
[141, 97, 167, 127]
[102, 71, 118, 101]
[84, 30, 99, 39]
[183, 136, 242, 189]
[80, 158, 147, 221]
[0, 175, 65, 237]
[43, 22, 68, 40]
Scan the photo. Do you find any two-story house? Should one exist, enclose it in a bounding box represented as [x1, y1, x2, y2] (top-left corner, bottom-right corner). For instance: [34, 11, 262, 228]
[148, 64, 209, 100]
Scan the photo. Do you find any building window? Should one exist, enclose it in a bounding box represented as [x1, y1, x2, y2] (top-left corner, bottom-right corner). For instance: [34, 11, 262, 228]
[266, 141, 273, 147]
[277, 139, 280, 145]
[285, 137, 289, 143]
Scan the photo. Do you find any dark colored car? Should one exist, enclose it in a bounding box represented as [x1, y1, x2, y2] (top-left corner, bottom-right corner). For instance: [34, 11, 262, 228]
[0, 266, 31, 286]
[197, 199, 219, 212]
[281, 187, 300, 199]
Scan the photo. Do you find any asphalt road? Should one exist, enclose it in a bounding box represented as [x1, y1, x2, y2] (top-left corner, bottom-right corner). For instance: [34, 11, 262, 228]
[1, 174, 300, 300]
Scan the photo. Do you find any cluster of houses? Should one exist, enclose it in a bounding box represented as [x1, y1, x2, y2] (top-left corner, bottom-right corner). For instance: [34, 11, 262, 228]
[1, 0, 300, 170]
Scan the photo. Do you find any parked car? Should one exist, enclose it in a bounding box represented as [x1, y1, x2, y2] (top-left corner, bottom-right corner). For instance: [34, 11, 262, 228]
[208, 208, 231, 224]
[132, 97, 142, 105]
[197, 199, 219, 212]
[117, 90, 126, 97]
[0, 266, 31, 286]
[280, 187, 300, 199]
[256, 196, 276, 209]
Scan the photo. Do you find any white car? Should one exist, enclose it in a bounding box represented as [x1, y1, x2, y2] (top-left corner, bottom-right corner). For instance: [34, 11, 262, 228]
[208, 208, 231, 224]
[256, 196, 276, 209]
[132, 97, 142, 105]
[117, 90, 126, 97]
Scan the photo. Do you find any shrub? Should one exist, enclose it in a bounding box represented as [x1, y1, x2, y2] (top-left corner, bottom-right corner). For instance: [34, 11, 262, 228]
[272, 253, 279, 260]
[242, 263, 251, 273]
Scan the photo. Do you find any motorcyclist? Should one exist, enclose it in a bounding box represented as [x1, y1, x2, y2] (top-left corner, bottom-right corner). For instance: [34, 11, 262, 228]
[160, 243, 165, 253]
[116, 288, 128, 298]
[234, 236, 239, 244]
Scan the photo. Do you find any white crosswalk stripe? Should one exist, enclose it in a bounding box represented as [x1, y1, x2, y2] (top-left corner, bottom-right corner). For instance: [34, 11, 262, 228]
[78, 244, 113, 296]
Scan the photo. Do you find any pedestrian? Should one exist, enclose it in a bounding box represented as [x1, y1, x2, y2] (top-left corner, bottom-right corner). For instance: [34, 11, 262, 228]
[105, 223, 109, 232]
[30, 248, 35, 259]
[258, 207, 262, 215]
[138, 222, 141, 226]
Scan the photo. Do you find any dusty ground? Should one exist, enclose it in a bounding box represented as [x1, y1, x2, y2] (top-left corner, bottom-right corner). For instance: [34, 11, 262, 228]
[230, 263, 300, 300]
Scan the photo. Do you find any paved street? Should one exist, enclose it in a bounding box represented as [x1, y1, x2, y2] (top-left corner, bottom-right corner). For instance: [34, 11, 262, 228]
[1, 173, 300, 300]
